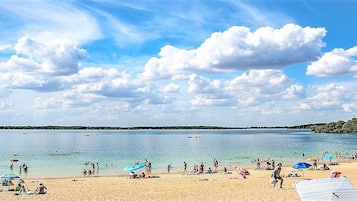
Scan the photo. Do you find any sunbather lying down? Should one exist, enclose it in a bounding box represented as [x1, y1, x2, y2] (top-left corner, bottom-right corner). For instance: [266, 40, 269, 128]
[285, 173, 301, 177]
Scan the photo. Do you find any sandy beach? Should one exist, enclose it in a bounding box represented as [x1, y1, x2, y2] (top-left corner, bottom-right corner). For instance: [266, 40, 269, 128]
[1, 161, 356, 201]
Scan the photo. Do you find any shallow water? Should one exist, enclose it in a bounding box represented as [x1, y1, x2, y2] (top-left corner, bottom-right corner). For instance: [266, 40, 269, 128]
[0, 129, 356, 178]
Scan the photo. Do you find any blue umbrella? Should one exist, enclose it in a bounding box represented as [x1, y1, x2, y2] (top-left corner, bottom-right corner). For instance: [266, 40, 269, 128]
[123, 163, 146, 172]
[292, 162, 312, 170]
[0, 173, 20, 179]
[292, 162, 312, 177]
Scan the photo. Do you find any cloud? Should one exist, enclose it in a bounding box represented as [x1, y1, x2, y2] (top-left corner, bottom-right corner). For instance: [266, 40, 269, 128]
[188, 74, 232, 106]
[161, 83, 180, 93]
[0, 36, 165, 109]
[92, 7, 159, 48]
[33, 97, 64, 109]
[298, 83, 357, 111]
[141, 24, 326, 79]
[70, 67, 144, 99]
[306, 46, 357, 77]
[63, 67, 169, 108]
[0, 1, 101, 43]
[0, 44, 12, 52]
[0, 72, 64, 92]
[228, 0, 294, 27]
[225, 69, 305, 103]
[8, 37, 87, 76]
[0, 37, 87, 92]
[188, 74, 222, 94]
[187, 69, 304, 107]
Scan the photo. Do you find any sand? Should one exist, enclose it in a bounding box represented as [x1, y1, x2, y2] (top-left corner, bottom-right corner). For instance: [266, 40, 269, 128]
[1, 161, 357, 201]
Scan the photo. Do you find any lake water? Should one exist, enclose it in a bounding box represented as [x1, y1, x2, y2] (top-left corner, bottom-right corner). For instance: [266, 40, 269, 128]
[0, 129, 356, 178]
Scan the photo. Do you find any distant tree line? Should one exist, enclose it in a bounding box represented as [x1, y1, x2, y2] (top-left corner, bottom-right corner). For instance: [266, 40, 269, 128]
[0, 125, 311, 130]
[0, 119, 355, 132]
[311, 118, 357, 134]
[0, 125, 246, 130]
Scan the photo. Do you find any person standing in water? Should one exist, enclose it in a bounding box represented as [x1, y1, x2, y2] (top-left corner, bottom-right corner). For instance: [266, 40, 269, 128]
[167, 164, 171, 173]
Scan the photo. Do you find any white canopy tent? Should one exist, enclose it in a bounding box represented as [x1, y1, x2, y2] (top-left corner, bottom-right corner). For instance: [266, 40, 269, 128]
[294, 177, 357, 201]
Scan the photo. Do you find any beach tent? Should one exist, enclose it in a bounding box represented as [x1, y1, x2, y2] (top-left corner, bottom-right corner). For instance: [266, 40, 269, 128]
[294, 176, 357, 201]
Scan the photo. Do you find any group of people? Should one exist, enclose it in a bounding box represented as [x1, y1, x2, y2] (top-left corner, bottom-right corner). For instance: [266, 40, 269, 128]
[253, 158, 275, 170]
[83, 161, 99, 176]
[129, 171, 145, 179]
[184, 158, 222, 175]
[127, 159, 152, 179]
[14, 180, 47, 195]
[9, 162, 29, 176]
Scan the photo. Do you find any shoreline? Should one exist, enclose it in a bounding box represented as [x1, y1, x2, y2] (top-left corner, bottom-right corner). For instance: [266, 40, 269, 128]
[20, 159, 357, 180]
[2, 161, 356, 200]
[8, 157, 356, 179]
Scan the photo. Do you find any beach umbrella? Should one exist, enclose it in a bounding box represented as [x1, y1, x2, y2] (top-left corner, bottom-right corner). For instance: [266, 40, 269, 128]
[123, 165, 136, 172]
[324, 154, 334, 162]
[292, 162, 312, 170]
[306, 156, 318, 162]
[123, 163, 146, 172]
[0, 173, 20, 179]
[0, 173, 20, 191]
[292, 162, 312, 177]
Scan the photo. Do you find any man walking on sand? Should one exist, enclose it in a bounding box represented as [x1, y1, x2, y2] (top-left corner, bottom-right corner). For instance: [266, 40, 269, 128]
[272, 162, 284, 189]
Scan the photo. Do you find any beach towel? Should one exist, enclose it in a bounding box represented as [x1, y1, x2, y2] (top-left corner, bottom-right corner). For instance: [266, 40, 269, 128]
[294, 176, 357, 201]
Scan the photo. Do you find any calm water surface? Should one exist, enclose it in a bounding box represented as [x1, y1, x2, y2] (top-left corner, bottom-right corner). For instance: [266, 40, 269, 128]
[0, 129, 356, 178]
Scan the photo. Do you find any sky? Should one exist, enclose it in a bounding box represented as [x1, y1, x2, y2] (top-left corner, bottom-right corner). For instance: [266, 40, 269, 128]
[0, 0, 356, 127]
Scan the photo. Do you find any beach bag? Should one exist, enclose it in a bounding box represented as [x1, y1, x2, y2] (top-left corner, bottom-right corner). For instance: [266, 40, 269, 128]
[270, 177, 277, 184]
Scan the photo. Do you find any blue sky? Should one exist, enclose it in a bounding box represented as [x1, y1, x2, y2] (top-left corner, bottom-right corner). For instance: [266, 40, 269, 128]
[0, 0, 356, 127]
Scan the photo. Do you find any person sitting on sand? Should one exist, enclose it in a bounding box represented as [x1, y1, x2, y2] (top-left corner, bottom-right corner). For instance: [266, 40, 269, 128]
[19, 184, 28, 194]
[129, 171, 137, 179]
[15, 183, 33, 195]
[313, 160, 318, 170]
[35, 182, 47, 194]
[323, 163, 330, 170]
[15, 183, 22, 191]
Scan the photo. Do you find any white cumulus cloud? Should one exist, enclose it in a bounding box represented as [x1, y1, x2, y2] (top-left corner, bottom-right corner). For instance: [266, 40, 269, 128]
[0, 37, 87, 92]
[5, 37, 88, 76]
[306, 46, 357, 77]
[186, 69, 304, 107]
[299, 83, 357, 111]
[141, 24, 326, 79]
